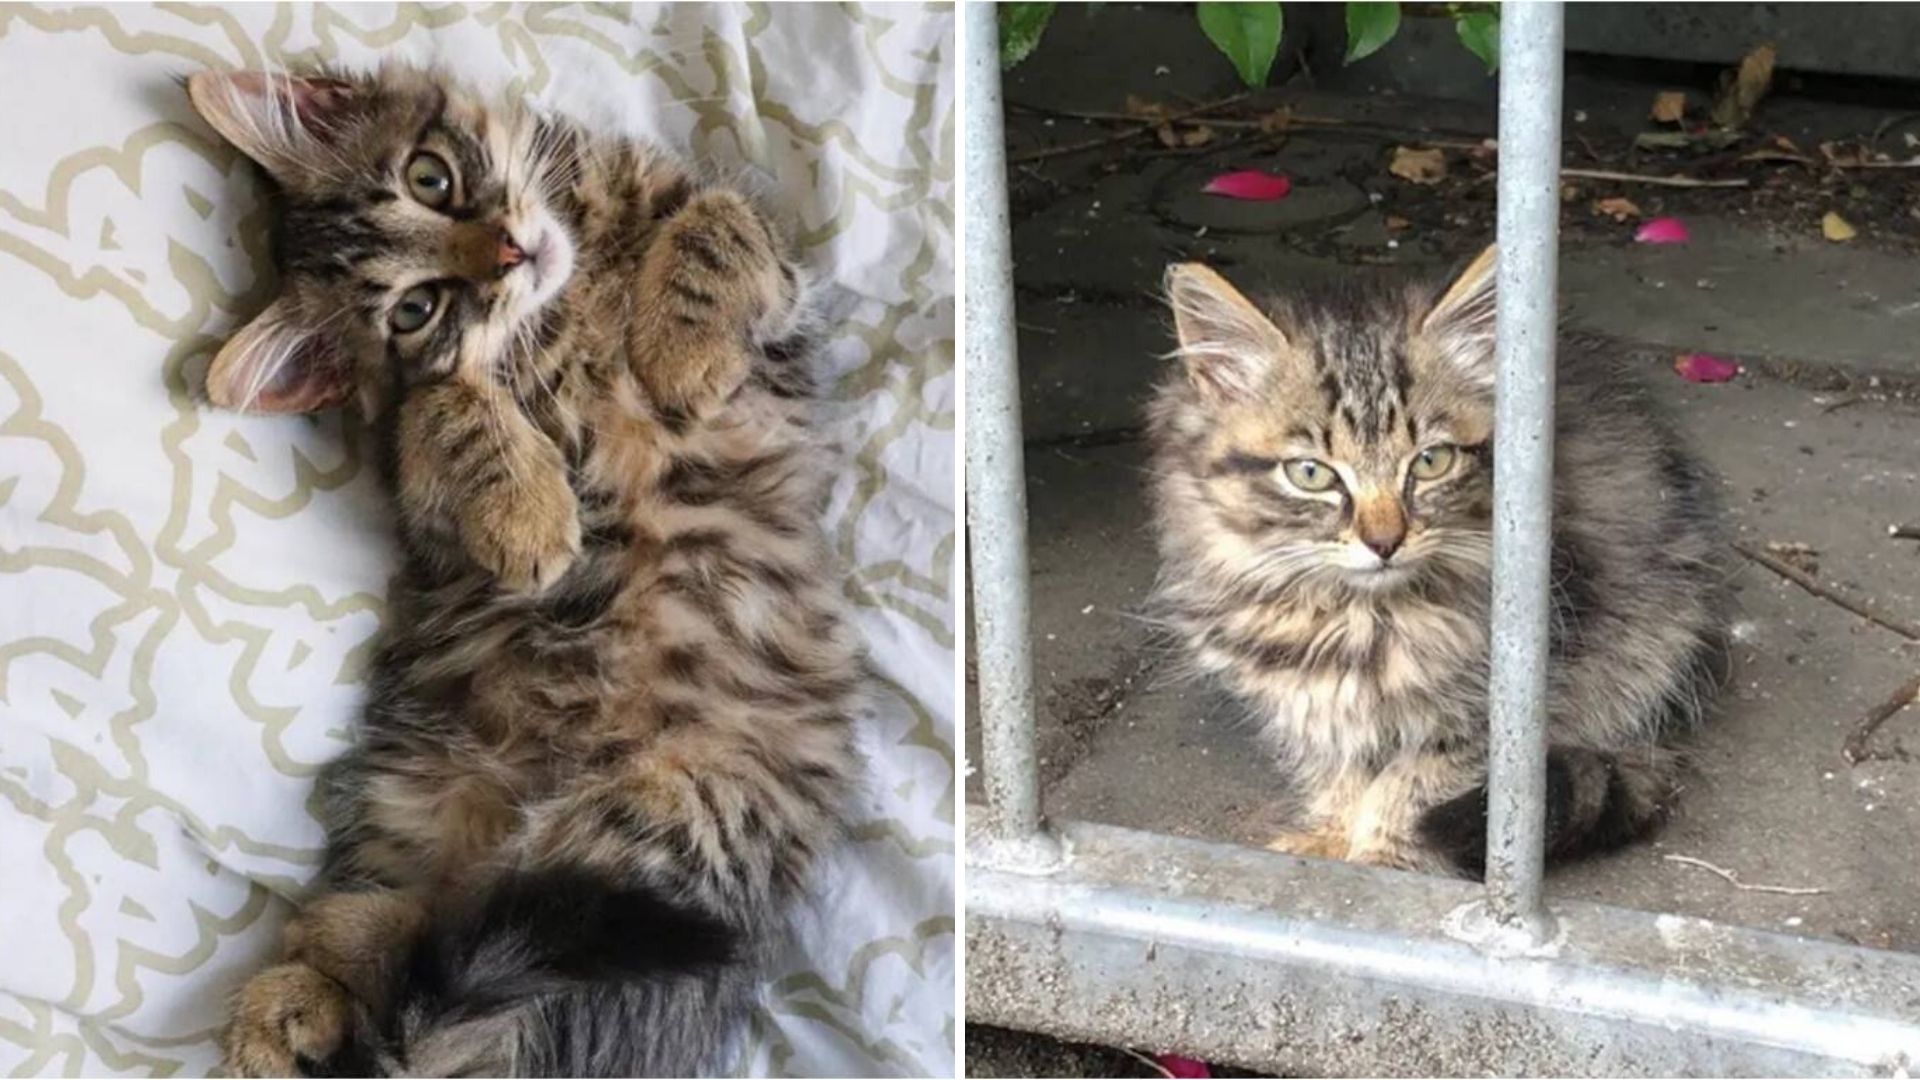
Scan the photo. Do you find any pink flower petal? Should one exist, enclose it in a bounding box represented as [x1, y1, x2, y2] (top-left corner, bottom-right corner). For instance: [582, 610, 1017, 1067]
[1202, 169, 1292, 201]
[1674, 352, 1741, 383]
[1634, 216, 1690, 244]
[1154, 1054, 1212, 1078]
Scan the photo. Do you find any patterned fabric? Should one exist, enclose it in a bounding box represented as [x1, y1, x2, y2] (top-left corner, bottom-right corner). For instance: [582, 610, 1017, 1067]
[0, 4, 954, 1076]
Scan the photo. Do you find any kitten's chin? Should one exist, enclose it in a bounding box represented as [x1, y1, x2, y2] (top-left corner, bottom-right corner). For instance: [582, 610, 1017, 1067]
[1343, 563, 1417, 592]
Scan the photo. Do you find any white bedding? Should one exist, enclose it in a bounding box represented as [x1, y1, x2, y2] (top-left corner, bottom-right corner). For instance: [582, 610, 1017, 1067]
[0, 4, 955, 1076]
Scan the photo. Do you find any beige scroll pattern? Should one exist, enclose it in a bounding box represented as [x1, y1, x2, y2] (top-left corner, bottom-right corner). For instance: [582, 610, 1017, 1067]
[0, 4, 955, 1076]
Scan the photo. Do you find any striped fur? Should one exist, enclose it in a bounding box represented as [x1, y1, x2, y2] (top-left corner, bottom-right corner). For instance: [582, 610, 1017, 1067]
[190, 65, 859, 1076]
[1147, 252, 1726, 876]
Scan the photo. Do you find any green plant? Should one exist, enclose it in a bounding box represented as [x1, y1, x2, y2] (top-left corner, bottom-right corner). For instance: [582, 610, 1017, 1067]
[998, 2, 1500, 84]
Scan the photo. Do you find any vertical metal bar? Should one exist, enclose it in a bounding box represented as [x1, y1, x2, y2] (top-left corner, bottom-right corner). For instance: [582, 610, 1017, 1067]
[964, 1, 1049, 847]
[1485, 1, 1565, 939]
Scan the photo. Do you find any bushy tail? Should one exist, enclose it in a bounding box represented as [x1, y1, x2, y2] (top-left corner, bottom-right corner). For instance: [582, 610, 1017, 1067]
[1418, 746, 1680, 876]
[373, 865, 741, 1075]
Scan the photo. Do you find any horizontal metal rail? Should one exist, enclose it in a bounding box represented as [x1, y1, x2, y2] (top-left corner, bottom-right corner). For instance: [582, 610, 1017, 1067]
[970, 820, 1920, 1076]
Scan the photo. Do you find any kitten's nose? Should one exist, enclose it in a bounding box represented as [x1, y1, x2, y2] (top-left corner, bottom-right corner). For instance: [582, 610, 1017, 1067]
[1364, 534, 1403, 562]
[1354, 495, 1408, 563]
[497, 231, 527, 271]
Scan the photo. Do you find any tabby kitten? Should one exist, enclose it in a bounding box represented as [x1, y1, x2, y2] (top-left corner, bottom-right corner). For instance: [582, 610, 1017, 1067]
[189, 65, 862, 1076]
[1147, 249, 1724, 876]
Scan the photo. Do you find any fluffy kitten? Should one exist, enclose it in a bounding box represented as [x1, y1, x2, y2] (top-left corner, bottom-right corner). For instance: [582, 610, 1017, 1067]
[189, 65, 861, 1076]
[1146, 249, 1724, 876]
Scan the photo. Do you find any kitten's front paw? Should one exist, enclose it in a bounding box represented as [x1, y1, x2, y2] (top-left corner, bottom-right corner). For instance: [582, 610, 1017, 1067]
[465, 477, 582, 593]
[637, 190, 792, 417]
[1264, 826, 1349, 861]
[222, 964, 354, 1078]
[643, 341, 751, 420]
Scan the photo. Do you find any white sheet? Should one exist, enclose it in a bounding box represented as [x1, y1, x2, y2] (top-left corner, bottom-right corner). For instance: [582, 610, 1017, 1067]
[0, 4, 955, 1076]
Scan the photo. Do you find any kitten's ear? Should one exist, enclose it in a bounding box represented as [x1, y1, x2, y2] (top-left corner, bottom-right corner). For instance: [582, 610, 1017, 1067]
[1164, 263, 1287, 401]
[207, 299, 353, 414]
[186, 71, 360, 179]
[1428, 239, 1497, 332]
[1422, 245, 1499, 381]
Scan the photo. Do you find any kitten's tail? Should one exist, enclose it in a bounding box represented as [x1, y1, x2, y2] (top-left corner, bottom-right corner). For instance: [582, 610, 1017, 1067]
[371, 865, 743, 1075]
[1417, 746, 1683, 875]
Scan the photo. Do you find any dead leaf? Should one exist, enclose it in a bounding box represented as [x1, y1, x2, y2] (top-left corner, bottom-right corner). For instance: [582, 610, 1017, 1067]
[1257, 107, 1293, 135]
[1819, 140, 1867, 167]
[1821, 211, 1857, 242]
[1561, 183, 1580, 203]
[1593, 197, 1642, 221]
[1124, 94, 1169, 122]
[1710, 43, 1776, 130]
[1385, 214, 1411, 231]
[1155, 122, 1216, 149]
[1651, 90, 1688, 124]
[1389, 146, 1447, 185]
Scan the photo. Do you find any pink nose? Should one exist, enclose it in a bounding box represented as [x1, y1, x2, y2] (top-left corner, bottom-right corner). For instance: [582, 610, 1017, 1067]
[498, 231, 526, 270]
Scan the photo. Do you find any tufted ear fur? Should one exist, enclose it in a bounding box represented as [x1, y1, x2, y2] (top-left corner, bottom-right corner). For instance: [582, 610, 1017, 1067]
[207, 298, 353, 413]
[1164, 262, 1290, 403]
[187, 71, 362, 181]
[1421, 244, 1498, 386]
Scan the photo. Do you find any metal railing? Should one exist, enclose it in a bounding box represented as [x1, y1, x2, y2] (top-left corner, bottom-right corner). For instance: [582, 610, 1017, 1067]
[963, 2, 1920, 1074]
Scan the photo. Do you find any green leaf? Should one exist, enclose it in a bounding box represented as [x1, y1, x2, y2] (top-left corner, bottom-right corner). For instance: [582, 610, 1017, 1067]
[1344, 2, 1401, 64]
[999, 2, 1056, 69]
[1455, 11, 1500, 73]
[1197, 2, 1284, 88]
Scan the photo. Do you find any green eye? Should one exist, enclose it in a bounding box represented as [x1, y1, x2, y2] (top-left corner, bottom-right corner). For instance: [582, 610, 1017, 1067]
[1411, 444, 1457, 480]
[405, 151, 454, 208]
[389, 284, 440, 334]
[1282, 458, 1338, 493]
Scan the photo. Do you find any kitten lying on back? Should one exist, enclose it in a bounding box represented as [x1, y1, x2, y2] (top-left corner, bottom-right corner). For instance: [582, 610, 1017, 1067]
[188, 65, 861, 1076]
[1147, 248, 1725, 875]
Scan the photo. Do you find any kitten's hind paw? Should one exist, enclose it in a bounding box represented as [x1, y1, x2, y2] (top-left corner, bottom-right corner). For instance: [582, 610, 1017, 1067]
[222, 964, 357, 1078]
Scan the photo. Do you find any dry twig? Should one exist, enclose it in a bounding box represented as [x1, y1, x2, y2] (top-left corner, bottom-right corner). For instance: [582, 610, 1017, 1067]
[1730, 540, 1920, 641]
[1662, 854, 1829, 896]
[1009, 93, 1250, 165]
[1117, 1048, 1176, 1079]
[1560, 167, 1748, 189]
[1843, 671, 1920, 765]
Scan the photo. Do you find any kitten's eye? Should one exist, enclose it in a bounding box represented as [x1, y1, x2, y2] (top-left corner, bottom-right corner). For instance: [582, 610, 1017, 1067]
[1411, 444, 1457, 480]
[389, 284, 440, 334]
[405, 151, 455, 209]
[1283, 458, 1338, 493]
